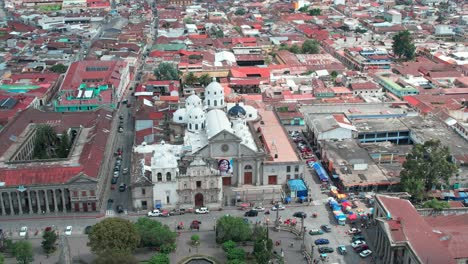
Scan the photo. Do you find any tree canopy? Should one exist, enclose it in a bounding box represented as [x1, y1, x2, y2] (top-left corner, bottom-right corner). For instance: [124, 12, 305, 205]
[88, 218, 140, 254]
[154, 62, 179, 81]
[216, 216, 252, 243]
[392, 30, 416, 60]
[13, 241, 34, 264]
[400, 140, 457, 200]
[42, 230, 58, 254]
[148, 253, 170, 264]
[184, 72, 198, 85]
[93, 250, 138, 264]
[252, 225, 273, 264]
[50, 63, 68, 73]
[134, 218, 176, 249]
[308, 8, 321, 16]
[33, 125, 71, 159]
[422, 198, 450, 210]
[198, 74, 211, 86]
[235, 8, 246, 16]
[302, 39, 320, 54]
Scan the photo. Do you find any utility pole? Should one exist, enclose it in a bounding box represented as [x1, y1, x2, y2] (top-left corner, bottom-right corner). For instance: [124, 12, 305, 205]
[275, 202, 280, 230]
[301, 216, 305, 250]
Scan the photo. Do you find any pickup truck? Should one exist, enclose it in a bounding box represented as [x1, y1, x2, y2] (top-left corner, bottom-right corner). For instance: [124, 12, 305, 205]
[147, 209, 162, 217]
[195, 207, 209, 214]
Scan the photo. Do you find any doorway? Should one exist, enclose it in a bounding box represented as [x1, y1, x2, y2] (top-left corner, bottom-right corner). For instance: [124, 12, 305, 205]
[195, 193, 204, 207]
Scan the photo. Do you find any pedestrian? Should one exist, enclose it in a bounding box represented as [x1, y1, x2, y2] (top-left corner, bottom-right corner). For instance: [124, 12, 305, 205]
[189, 247, 191, 253]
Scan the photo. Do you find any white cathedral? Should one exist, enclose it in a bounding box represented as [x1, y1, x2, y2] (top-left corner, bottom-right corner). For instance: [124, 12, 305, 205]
[132, 79, 301, 210]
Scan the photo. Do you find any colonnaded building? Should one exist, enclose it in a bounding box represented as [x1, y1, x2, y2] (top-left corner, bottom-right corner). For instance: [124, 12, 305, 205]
[131, 79, 305, 210]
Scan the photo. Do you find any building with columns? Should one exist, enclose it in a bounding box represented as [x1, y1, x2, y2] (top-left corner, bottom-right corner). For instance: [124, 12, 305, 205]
[372, 195, 461, 264]
[131, 79, 304, 210]
[0, 107, 116, 216]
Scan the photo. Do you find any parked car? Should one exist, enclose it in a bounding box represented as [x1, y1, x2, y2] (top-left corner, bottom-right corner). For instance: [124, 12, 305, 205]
[116, 205, 124, 213]
[190, 220, 201, 230]
[119, 115, 124, 120]
[359, 249, 372, 258]
[292, 212, 307, 218]
[244, 210, 258, 217]
[147, 209, 162, 217]
[253, 206, 265, 212]
[351, 240, 366, 248]
[111, 177, 118, 185]
[271, 204, 286, 211]
[352, 235, 365, 242]
[44, 226, 52, 232]
[122, 168, 129, 175]
[118, 127, 123, 133]
[348, 228, 362, 235]
[160, 210, 170, 217]
[113, 171, 119, 178]
[119, 183, 126, 192]
[116, 147, 122, 155]
[314, 238, 330, 245]
[318, 247, 334, 253]
[19, 226, 28, 237]
[354, 244, 370, 253]
[195, 207, 209, 214]
[169, 209, 186, 215]
[337, 245, 347, 255]
[321, 225, 332, 233]
[309, 228, 324, 235]
[65, 226, 72, 236]
[84, 226, 92, 235]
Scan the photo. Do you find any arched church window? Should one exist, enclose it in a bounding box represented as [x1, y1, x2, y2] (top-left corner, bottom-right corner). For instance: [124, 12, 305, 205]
[195, 124, 199, 130]
[166, 172, 171, 181]
[214, 100, 217, 107]
[244, 165, 253, 170]
[157, 173, 162, 182]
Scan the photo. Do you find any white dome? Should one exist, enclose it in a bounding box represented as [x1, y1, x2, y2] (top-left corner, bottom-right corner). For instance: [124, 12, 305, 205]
[187, 107, 205, 122]
[186, 94, 202, 108]
[205, 80, 224, 97]
[173, 108, 187, 123]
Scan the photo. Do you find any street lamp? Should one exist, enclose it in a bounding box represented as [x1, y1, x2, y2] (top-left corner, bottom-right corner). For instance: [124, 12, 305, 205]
[301, 216, 306, 250]
[274, 201, 280, 230]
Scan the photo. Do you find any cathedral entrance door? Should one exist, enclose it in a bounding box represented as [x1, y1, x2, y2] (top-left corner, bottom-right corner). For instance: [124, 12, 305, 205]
[195, 193, 204, 207]
[244, 172, 253, 185]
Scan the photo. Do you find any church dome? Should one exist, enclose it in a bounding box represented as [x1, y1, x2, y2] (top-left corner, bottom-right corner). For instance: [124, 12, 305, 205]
[187, 107, 205, 122]
[205, 78, 224, 97]
[228, 103, 247, 118]
[186, 94, 202, 108]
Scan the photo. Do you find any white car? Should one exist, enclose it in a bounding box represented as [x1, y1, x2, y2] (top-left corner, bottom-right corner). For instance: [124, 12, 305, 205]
[359, 249, 372, 258]
[253, 206, 265, 212]
[351, 240, 366, 248]
[147, 209, 162, 217]
[195, 207, 209, 214]
[348, 228, 362, 234]
[19, 226, 28, 237]
[65, 226, 72, 236]
[271, 204, 286, 211]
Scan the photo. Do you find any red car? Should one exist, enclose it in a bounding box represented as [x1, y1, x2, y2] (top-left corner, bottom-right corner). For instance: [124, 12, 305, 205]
[161, 210, 170, 217]
[354, 244, 369, 253]
[190, 220, 201, 230]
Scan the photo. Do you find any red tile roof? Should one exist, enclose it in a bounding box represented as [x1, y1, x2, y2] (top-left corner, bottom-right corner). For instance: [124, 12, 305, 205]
[378, 195, 456, 264]
[0, 166, 84, 186]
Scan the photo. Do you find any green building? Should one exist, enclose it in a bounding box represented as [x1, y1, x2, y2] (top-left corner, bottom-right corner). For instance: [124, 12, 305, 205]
[54, 83, 116, 112]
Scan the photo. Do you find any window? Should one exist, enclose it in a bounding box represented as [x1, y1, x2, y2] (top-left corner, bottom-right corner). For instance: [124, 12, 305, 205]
[214, 100, 217, 106]
[294, 174, 299, 179]
[221, 99, 223, 105]
[210, 181, 214, 188]
[141, 201, 147, 209]
[184, 196, 188, 202]
[244, 165, 252, 170]
[211, 195, 215, 201]
[166, 196, 170, 203]
[73, 191, 78, 197]
[166, 172, 171, 181]
[286, 175, 291, 180]
[179, 116, 183, 121]
[189, 123, 192, 130]
[286, 166, 291, 173]
[294, 165, 299, 172]
[207, 99, 210, 106]
[157, 173, 162, 182]
[195, 124, 198, 130]
[141, 188, 146, 195]
[81, 191, 87, 197]
[196, 181, 202, 188]
[90, 190, 95, 197]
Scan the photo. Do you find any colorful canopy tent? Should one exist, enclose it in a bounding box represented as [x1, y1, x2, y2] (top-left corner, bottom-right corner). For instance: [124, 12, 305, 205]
[312, 162, 329, 182]
[288, 179, 308, 198]
[348, 214, 357, 220]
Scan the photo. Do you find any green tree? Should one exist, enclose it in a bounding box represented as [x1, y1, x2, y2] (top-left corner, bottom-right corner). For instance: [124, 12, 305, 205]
[148, 253, 170, 264]
[222, 240, 237, 252]
[13, 241, 34, 264]
[154, 62, 179, 81]
[235, 8, 246, 16]
[330, 71, 338, 79]
[298, 5, 309, 12]
[400, 140, 457, 200]
[227, 260, 244, 264]
[302, 39, 320, 54]
[216, 216, 252, 243]
[422, 198, 450, 210]
[215, 30, 224, 38]
[184, 72, 198, 85]
[93, 250, 138, 264]
[134, 218, 176, 249]
[252, 225, 272, 264]
[33, 124, 60, 159]
[392, 30, 416, 60]
[308, 8, 321, 16]
[190, 234, 200, 245]
[198, 74, 212, 86]
[183, 17, 193, 24]
[50, 63, 68, 73]
[88, 218, 140, 254]
[0, 253, 4, 264]
[41, 230, 58, 254]
[57, 131, 70, 158]
[227, 248, 245, 261]
[289, 44, 301, 54]
[278, 43, 289, 51]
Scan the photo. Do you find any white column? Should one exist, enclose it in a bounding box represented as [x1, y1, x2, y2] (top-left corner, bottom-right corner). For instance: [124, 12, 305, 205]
[61, 189, 67, 212]
[44, 190, 50, 213]
[27, 191, 33, 214]
[52, 189, 58, 212]
[36, 190, 41, 213]
[237, 161, 243, 187]
[0, 192, 5, 215]
[8, 192, 14, 215]
[17, 192, 23, 215]
[255, 160, 261, 186]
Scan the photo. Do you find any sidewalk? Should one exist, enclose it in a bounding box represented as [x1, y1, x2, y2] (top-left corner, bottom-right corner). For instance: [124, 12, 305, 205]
[0, 212, 104, 222]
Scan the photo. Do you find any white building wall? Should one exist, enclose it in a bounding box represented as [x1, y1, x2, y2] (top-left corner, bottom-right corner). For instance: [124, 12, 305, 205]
[317, 127, 353, 141]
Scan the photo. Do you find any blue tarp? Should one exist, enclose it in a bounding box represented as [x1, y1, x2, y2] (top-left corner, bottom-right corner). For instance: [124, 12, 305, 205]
[288, 179, 308, 198]
[459, 192, 466, 198]
[312, 162, 329, 182]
